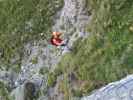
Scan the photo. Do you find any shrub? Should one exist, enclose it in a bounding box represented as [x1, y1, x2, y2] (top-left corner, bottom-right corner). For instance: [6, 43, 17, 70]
[0, 81, 10, 100]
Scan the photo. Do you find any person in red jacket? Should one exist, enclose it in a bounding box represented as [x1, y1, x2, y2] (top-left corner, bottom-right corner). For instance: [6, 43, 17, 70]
[50, 32, 71, 54]
[51, 32, 66, 46]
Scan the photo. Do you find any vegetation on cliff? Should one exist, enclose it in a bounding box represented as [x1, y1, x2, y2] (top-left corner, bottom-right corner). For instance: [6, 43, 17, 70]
[50, 0, 133, 97]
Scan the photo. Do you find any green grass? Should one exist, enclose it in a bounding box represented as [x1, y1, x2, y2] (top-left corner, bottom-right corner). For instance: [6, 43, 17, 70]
[47, 72, 57, 87]
[51, 0, 133, 96]
[0, 0, 63, 70]
[0, 81, 10, 100]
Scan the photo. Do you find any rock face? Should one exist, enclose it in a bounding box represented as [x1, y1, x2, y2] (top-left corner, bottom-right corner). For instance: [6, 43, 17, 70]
[82, 75, 133, 100]
[0, 69, 17, 89]
[11, 85, 24, 100]
[11, 82, 36, 100]
[53, 0, 91, 47]
[15, 41, 54, 87]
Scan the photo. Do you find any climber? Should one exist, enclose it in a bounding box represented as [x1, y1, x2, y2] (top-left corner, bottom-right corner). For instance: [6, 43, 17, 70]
[50, 32, 68, 46]
[50, 32, 71, 54]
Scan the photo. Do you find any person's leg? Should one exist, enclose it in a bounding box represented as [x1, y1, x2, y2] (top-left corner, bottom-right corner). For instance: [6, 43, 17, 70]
[60, 39, 72, 54]
[60, 38, 69, 46]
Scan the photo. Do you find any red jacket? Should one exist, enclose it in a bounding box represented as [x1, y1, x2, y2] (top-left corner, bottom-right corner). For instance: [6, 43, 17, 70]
[51, 37, 63, 46]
